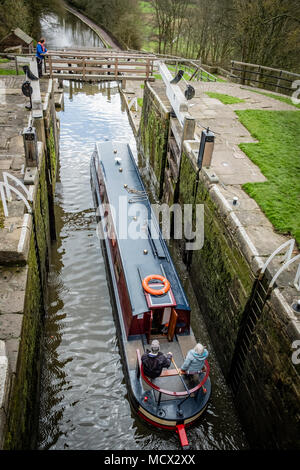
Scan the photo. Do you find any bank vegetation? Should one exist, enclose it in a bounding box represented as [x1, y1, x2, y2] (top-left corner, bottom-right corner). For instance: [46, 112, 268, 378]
[147, 0, 300, 73]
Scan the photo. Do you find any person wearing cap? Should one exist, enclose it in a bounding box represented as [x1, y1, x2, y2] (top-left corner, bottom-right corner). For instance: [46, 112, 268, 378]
[180, 343, 208, 375]
[141, 340, 172, 379]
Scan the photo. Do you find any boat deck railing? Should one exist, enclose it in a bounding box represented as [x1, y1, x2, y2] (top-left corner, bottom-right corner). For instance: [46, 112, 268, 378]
[136, 349, 210, 399]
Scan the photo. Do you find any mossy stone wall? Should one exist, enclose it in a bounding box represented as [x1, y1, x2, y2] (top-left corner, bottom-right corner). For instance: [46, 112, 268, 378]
[234, 296, 300, 449]
[138, 83, 170, 198]
[137, 83, 300, 448]
[178, 151, 254, 374]
[3, 93, 58, 449]
[4, 233, 44, 449]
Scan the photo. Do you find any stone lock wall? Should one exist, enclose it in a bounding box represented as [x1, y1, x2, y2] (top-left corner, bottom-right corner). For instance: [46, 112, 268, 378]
[137, 82, 170, 199]
[0, 80, 59, 449]
[234, 290, 300, 449]
[138, 83, 300, 449]
[178, 151, 254, 374]
[178, 150, 300, 449]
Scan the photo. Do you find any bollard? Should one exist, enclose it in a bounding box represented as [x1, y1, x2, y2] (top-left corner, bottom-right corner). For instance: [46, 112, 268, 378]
[197, 128, 215, 169]
[23, 126, 38, 167]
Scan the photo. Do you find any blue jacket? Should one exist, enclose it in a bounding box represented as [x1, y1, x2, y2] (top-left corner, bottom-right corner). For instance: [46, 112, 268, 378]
[36, 43, 47, 59]
[181, 348, 208, 373]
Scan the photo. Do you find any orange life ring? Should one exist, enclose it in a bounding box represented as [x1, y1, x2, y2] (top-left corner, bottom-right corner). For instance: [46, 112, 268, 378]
[142, 274, 170, 296]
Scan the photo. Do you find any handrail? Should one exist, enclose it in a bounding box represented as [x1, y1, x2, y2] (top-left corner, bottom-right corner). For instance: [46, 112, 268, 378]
[44, 53, 155, 81]
[2, 172, 32, 202]
[0, 182, 32, 217]
[259, 239, 300, 292]
[260, 239, 295, 275]
[231, 60, 300, 78]
[136, 349, 209, 397]
[163, 58, 217, 82]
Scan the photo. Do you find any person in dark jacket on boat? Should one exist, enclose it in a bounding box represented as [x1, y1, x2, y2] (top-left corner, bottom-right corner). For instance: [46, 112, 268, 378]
[141, 340, 172, 379]
[180, 343, 208, 375]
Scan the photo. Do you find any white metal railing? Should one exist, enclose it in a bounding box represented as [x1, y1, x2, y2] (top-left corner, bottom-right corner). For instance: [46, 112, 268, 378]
[261, 239, 295, 274]
[260, 239, 300, 291]
[269, 254, 300, 291]
[163, 58, 217, 83]
[2, 172, 33, 202]
[0, 173, 33, 217]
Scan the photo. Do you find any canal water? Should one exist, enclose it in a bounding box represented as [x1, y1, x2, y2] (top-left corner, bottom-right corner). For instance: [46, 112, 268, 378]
[37, 9, 248, 450]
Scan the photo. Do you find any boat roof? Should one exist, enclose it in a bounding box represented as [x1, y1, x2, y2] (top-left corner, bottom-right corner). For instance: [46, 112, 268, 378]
[95, 141, 191, 316]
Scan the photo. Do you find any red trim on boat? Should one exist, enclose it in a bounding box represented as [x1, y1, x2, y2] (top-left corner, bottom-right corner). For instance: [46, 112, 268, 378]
[176, 424, 189, 449]
[137, 410, 177, 430]
[136, 349, 210, 397]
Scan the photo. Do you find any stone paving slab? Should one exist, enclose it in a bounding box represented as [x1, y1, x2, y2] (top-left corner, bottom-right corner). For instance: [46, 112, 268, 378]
[0, 160, 12, 170]
[189, 81, 297, 111]
[0, 214, 32, 264]
[0, 314, 23, 341]
[0, 266, 28, 315]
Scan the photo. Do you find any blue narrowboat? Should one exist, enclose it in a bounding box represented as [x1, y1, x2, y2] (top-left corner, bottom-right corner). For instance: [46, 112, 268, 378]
[90, 141, 211, 448]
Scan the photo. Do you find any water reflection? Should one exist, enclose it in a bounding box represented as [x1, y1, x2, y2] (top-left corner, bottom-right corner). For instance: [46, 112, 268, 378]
[40, 11, 104, 48]
[38, 82, 136, 450]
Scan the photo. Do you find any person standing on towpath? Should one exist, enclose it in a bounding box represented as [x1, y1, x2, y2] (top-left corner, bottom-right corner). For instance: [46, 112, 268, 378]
[36, 37, 47, 78]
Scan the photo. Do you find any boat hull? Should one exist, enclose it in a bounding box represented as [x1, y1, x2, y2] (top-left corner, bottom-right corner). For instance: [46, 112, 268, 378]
[90, 144, 211, 441]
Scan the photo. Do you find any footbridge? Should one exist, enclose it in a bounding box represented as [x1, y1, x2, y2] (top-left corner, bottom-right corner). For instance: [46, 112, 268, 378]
[44, 48, 157, 82]
[40, 47, 217, 84]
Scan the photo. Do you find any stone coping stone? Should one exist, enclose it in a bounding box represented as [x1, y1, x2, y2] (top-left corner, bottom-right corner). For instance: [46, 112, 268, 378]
[4, 338, 20, 375]
[10, 156, 25, 171]
[24, 166, 38, 185]
[0, 314, 23, 341]
[271, 288, 300, 330]
[0, 214, 32, 264]
[0, 340, 9, 405]
[0, 160, 12, 170]
[0, 266, 28, 315]
[0, 340, 9, 450]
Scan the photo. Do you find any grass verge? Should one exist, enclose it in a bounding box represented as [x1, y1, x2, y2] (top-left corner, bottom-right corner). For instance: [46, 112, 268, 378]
[0, 69, 24, 75]
[206, 92, 245, 104]
[236, 109, 300, 244]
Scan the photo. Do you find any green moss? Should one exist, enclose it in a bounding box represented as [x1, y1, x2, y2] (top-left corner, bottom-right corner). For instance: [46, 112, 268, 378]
[206, 92, 245, 104]
[178, 151, 254, 373]
[4, 128, 55, 449]
[0, 69, 24, 75]
[4, 233, 44, 449]
[139, 86, 169, 197]
[46, 124, 57, 193]
[237, 304, 300, 448]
